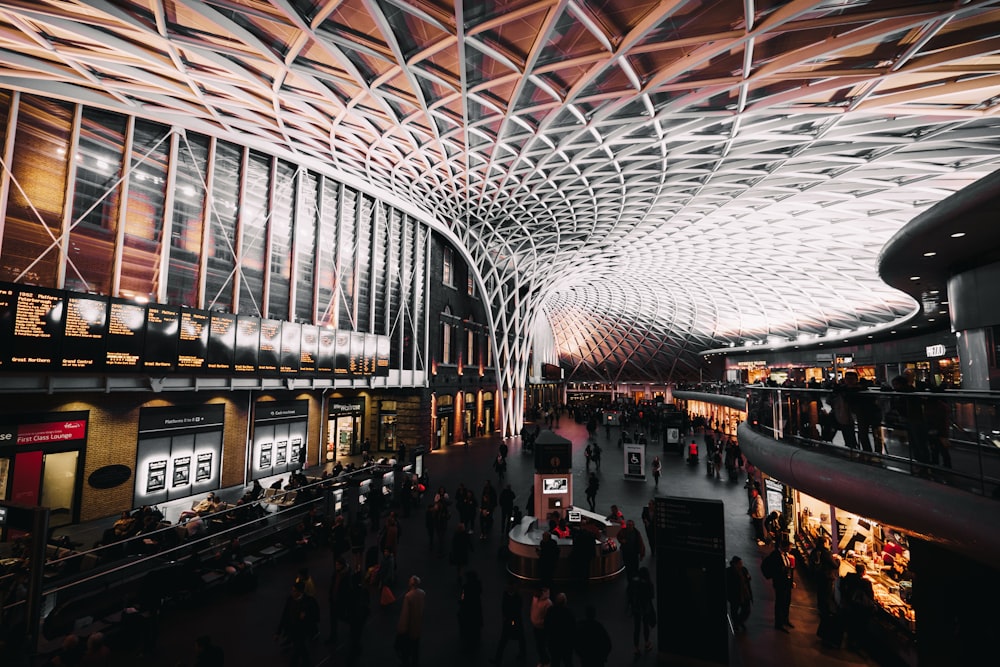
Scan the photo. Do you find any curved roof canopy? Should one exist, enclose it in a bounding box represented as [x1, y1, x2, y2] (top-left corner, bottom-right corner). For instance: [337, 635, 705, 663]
[3, 0, 1000, 383]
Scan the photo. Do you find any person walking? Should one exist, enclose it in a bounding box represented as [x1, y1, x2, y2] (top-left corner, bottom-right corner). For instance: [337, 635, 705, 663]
[490, 581, 526, 664]
[640, 499, 656, 557]
[628, 567, 655, 656]
[450, 522, 473, 583]
[651, 456, 661, 487]
[395, 575, 426, 667]
[274, 580, 319, 667]
[585, 472, 600, 512]
[574, 604, 612, 667]
[544, 592, 576, 667]
[749, 487, 767, 546]
[761, 540, 795, 632]
[537, 530, 559, 589]
[530, 587, 553, 666]
[499, 483, 516, 532]
[725, 556, 753, 632]
[457, 570, 483, 653]
[618, 519, 646, 583]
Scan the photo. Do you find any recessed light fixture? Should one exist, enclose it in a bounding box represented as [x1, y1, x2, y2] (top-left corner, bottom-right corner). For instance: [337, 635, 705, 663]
[951, 232, 966, 238]
[928, 318, 935, 322]
[923, 252, 936, 257]
[910, 276, 920, 280]
[911, 325, 918, 328]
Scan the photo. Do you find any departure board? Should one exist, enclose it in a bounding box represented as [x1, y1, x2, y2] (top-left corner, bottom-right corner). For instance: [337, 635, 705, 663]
[105, 298, 146, 369]
[0, 286, 15, 367]
[177, 308, 210, 371]
[61, 294, 108, 371]
[334, 331, 350, 376]
[7, 286, 63, 370]
[348, 332, 367, 376]
[279, 322, 301, 374]
[258, 319, 281, 374]
[376, 335, 390, 377]
[207, 312, 237, 372]
[144, 304, 180, 370]
[234, 316, 260, 373]
[316, 327, 335, 374]
[299, 324, 318, 375]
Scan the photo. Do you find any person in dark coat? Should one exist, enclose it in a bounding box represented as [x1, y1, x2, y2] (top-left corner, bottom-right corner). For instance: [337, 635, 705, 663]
[450, 522, 473, 582]
[725, 556, 753, 632]
[274, 580, 319, 667]
[491, 581, 527, 663]
[544, 592, 576, 667]
[537, 531, 559, 589]
[499, 484, 516, 531]
[628, 567, 655, 656]
[574, 604, 612, 667]
[458, 570, 484, 652]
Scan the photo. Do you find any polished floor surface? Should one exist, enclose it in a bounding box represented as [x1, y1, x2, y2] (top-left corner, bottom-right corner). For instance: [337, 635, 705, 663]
[44, 417, 895, 667]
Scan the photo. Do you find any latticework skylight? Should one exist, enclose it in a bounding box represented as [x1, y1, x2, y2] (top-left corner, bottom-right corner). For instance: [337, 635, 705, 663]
[2, 0, 1000, 389]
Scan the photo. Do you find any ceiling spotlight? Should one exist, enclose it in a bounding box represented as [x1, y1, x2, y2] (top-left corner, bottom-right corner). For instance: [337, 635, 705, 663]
[923, 252, 936, 257]
[951, 232, 966, 238]
[910, 276, 920, 281]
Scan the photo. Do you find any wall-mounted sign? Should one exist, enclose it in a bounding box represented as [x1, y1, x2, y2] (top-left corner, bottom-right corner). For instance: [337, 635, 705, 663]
[926, 344, 946, 358]
[736, 360, 767, 369]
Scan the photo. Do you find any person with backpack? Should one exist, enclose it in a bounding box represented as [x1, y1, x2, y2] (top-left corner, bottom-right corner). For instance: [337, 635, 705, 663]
[761, 540, 795, 632]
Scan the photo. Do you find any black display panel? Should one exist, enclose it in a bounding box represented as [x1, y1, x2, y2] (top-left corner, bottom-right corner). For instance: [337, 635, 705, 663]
[105, 298, 146, 370]
[316, 327, 335, 374]
[61, 293, 108, 371]
[257, 319, 282, 375]
[376, 335, 390, 377]
[144, 304, 180, 371]
[234, 316, 260, 373]
[207, 312, 237, 372]
[177, 308, 210, 371]
[299, 324, 318, 375]
[4, 285, 63, 370]
[334, 331, 351, 376]
[348, 332, 366, 376]
[279, 321, 301, 374]
[0, 286, 13, 368]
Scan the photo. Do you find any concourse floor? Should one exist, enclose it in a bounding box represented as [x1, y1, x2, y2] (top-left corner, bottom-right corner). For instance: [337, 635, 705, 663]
[46, 418, 892, 667]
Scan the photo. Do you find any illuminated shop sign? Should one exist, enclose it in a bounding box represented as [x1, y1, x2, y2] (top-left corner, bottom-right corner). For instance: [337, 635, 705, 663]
[926, 344, 946, 358]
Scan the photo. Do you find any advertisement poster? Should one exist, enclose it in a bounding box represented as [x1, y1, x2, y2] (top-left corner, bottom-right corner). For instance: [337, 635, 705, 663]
[195, 452, 213, 482]
[259, 442, 273, 469]
[624, 442, 646, 480]
[146, 460, 167, 493]
[290, 438, 302, 465]
[275, 440, 287, 466]
[172, 456, 191, 487]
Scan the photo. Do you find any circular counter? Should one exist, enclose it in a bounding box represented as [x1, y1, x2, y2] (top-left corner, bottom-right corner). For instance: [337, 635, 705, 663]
[507, 516, 624, 582]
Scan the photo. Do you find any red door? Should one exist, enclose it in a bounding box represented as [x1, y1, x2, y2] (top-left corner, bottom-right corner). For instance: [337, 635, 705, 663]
[11, 451, 43, 505]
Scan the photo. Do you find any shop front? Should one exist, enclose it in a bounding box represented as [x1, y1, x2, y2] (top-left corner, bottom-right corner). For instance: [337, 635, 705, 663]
[482, 391, 494, 435]
[434, 396, 453, 450]
[378, 401, 397, 453]
[327, 398, 365, 460]
[463, 392, 476, 441]
[0, 412, 88, 529]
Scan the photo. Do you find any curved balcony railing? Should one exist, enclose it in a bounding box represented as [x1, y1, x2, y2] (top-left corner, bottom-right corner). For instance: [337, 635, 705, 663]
[744, 386, 1000, 500]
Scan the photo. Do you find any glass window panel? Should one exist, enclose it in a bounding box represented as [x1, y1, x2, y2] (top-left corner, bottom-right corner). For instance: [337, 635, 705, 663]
[67, 107, 127, 294]
[356, 194, 374, 332]
[443, 246, 454, 287]
[0, 90, 9, 158]
[1, 94, 73, 286]
[238, 150, 270, 316]
[295, 171, 319, 323]
[388, 209, 403, 368]
[166, 132, 209, 306]
[316, 178, 338, 326]
[267, 160, 295, 320]
[205, 140, 241, 312]
[413, 225, 427, 371]
[372, 201, 389, 335]
[337, 188, 357, 329]
[120, 119, 170, 300]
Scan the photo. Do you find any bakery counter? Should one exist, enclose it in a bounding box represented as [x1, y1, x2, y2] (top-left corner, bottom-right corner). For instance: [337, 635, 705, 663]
[506, 511, 624, 582]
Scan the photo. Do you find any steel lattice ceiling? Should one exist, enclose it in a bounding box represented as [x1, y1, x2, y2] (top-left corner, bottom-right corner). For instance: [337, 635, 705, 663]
[3, 0, 1000, 384]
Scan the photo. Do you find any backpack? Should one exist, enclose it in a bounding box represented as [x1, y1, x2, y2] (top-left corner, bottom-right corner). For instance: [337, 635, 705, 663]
[760, 550, 779, 580]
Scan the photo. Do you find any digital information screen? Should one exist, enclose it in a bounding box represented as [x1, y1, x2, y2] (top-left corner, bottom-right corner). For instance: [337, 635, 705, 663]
[279, 321, 301, 374]
[207, 312, 237, 372]
[334, 331, 350, 376]
[61, 294, 108, 371]
[0, 281, 397, 381]
[317, 327, 336, 374]
[177, 308, 210, 371]
[234, 316, 260, 373]
[144, 304, 180, 371]
[257, 319, 281, 375]
[105, 298, 145, 370]
[299, 324, 318, 375]
[5, 286, 64, 370]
